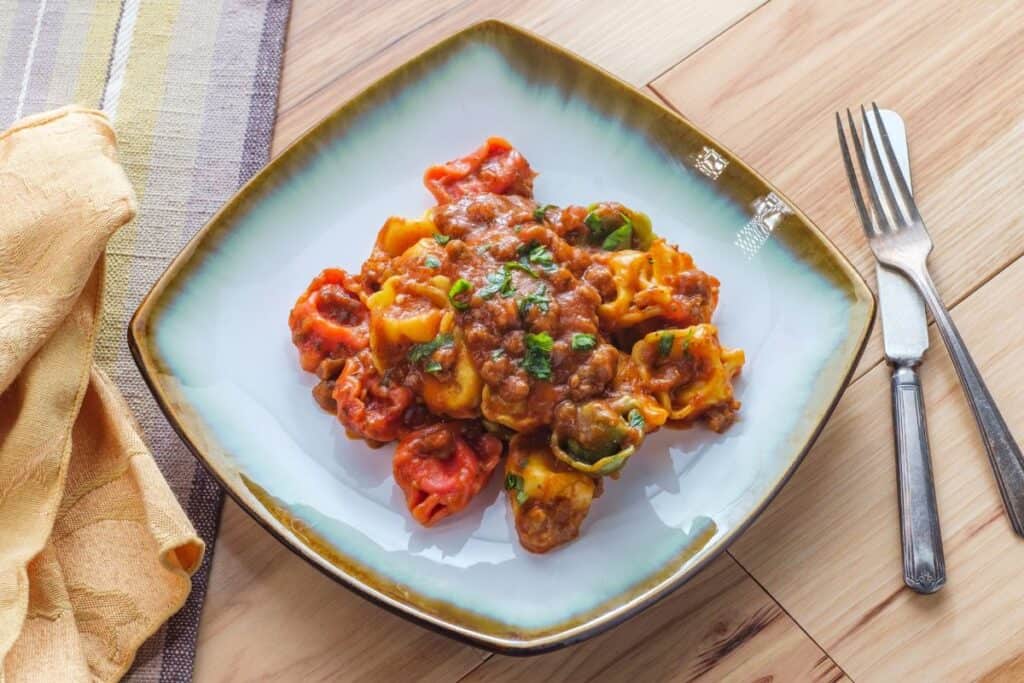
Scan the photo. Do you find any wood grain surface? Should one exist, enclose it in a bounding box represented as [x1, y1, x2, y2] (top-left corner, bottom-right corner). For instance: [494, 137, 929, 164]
[194, 1, 1024, 680]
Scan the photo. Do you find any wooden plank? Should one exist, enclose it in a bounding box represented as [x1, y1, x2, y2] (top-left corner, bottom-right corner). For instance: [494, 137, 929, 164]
[652, 0, 1024, 382]
[729, 253, 1024, 678]
[193, 500, 489, 681]
[273, 0, 766, 153]
[461, 554, 847, 683]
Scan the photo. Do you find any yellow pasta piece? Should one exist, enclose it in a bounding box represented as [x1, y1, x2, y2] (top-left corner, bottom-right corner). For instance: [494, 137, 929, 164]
[631, 324, 744, 423]
[374, 213, 437, 258]
[367, 275, 452, 368]
[481, 383, 557, 433]
[421, 335, 483, 418]
[506, 434, 599, 554]
[598, 239, 714, 329]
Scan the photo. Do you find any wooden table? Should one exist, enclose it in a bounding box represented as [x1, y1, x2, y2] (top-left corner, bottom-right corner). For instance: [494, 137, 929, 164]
[193, 1, 1024, 680]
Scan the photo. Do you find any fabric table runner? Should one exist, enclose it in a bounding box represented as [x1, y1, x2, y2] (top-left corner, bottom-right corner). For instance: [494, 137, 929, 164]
[0, 0, 291, 678]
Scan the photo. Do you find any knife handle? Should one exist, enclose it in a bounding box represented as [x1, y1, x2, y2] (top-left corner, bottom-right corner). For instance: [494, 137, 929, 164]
[891, 363, 946, 593]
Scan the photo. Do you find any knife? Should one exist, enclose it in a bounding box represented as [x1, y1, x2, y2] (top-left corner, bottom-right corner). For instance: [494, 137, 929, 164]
[865, 110, 946, 594]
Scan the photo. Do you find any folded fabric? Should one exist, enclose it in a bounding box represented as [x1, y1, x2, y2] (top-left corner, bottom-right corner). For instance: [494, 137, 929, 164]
[0, 107, 203, 682]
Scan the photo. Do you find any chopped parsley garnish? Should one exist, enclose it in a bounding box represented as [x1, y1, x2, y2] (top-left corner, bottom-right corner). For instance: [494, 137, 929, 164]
[658, 332, 675, 358]
[434, 233, 450, 245]
[518, 284, 550, 316]
[505, 473, 528, 504]
[528, 244, 554, 267]
[448, 278, 472, 310]
[513, 242, 555, 274]
[602, 213, 634, 250]
[505, 260, 538, 278]
[423, 255, 440, 269]
[475, 243, 491, 255]
[408, 332, 454, 364]
[423, 360, 443, 374]
[627, 409, 645, 431]
[571, 333, 597, 352]
[490, 348, 505, 361]
[584, 208, 636, 250]
[533, 204, 555, 222]
[521, 331, 554, 380]
[478, 267, 516, 299]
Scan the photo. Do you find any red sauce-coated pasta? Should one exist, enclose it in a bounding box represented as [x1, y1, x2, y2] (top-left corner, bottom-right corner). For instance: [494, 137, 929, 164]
[423, 136, 536, 204]
[289, 268, 369, 372]
[332, 351, 414, 443]
[289, 139, 743, 552]
[392, 422, 503, 526]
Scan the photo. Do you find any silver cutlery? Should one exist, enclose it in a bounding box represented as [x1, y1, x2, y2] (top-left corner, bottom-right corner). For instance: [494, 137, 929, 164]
[863, 110, 944, 593]
[837, 103, 1024, 540]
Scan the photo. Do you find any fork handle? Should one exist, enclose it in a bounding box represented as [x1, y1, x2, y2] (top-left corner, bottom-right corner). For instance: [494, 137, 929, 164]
[907, 267, 1024, 537]
[891, 362, 945, 592]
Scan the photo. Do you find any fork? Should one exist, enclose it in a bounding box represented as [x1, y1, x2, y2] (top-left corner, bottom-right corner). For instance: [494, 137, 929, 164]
[837, 103, 1024, 537]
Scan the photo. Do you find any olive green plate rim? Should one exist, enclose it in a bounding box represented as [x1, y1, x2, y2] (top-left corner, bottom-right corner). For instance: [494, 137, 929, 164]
[128, 19, 876, 655]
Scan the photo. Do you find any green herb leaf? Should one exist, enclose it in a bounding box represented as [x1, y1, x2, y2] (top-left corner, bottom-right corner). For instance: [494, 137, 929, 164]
[505, 472, 529, 504]
[448, 278, 472, 310]
[505, 260, 538, 278]
[475, 243, 491, 255]
[602, 213, 634, 250]
[533, 204, 555, 222]
[528, 244, 554, 267]
[584, 210, 604, 236]
[424, 360, 443, 374]
[434, 233, 450, 245]
[522, 332, 554, 380]
[491, 348, 505, 361]
[424, 255, 440, 269]
[518, 285, 550, 316]
[571, 333, 597, 352]
[478, 267, 515, 299]
[627, 408, 645, 431]
[408, 333, 454, 364]
[658, 332, 675, 358]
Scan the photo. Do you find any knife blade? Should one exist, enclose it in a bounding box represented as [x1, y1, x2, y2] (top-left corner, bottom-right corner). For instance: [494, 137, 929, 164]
[866, 111, 928, 362]
[863, 110, 945, 594]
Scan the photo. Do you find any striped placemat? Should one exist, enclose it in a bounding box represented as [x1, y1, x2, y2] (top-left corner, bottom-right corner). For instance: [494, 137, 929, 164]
[0, 0, 291, 679]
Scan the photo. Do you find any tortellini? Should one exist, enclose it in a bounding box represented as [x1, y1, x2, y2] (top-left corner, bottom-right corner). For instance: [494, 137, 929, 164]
[366, 274, 452, 367]
[421, 332, 482, 419]
[505, 434, 600, 553]
[631, 324, 744, 427]
[598, 239, 719, 330]
[549, 396, 648, 476]
[289, 139, 746, 554]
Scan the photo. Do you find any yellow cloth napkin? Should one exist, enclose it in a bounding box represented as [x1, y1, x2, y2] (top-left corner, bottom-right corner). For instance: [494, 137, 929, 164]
[0, 107, 203, 682]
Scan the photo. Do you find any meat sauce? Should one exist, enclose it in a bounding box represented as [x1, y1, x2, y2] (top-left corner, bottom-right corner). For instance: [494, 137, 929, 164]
[288, 137, 744, 552]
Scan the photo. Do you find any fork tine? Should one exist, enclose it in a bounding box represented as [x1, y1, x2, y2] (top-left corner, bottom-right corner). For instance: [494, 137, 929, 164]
[846, 108, 891, 232]
[872, 102, 921, 221]
[835, 112, 877, 237]
[860, 105, 908, 227]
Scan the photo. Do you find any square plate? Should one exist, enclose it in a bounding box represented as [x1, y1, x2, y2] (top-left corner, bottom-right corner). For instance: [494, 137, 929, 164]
[130, 20, 874, 653]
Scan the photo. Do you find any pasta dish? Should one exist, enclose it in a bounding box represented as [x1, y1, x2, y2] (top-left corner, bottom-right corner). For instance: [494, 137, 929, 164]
[288, 138, 744, 553]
